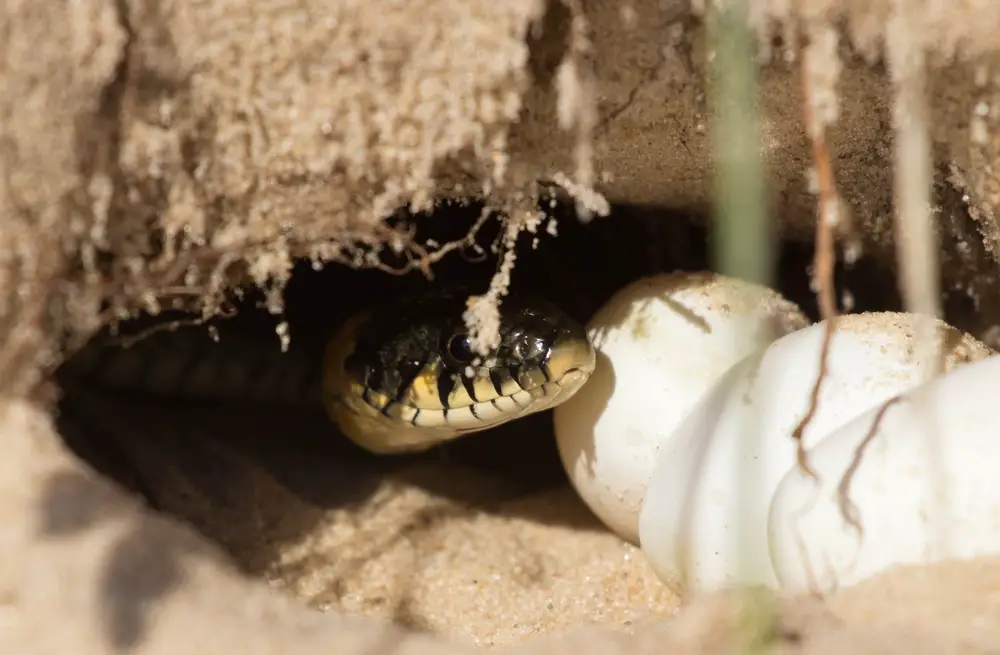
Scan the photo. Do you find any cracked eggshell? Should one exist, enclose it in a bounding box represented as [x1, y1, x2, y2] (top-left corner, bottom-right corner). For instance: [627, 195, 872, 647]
[637, 312, 992, 594]
[552, 272, 810, 544]
[769, 352, 1000, 593]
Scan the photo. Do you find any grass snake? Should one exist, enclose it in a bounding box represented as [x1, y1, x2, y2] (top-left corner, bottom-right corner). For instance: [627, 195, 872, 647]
[59, 289, 596, 455]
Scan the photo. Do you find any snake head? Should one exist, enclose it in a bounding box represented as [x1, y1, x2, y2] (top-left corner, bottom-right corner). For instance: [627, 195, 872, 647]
[323, 290, 596, 454]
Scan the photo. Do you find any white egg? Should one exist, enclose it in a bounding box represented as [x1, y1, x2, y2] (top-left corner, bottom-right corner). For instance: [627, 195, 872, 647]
[637, 312, 992, 594]
[769, 352, 1000, 592]
[553, 272, 810, 544]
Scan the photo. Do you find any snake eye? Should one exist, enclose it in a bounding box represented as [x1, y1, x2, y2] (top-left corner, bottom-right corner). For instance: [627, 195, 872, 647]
[447, 334, 474, 363]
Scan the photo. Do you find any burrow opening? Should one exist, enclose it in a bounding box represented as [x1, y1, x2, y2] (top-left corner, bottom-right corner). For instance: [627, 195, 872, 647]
[53, 197, 971, 608]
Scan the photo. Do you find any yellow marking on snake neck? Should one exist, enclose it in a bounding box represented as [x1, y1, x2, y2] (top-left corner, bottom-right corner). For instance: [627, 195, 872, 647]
[407, 362, 445, 410]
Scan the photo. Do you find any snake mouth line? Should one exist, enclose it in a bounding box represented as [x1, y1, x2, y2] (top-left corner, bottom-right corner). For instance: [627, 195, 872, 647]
[339, 362, 592, 429]
[327, 350, 596, 455]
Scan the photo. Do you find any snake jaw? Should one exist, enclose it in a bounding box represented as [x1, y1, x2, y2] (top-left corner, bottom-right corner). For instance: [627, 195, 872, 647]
[321, 292, 596, 455]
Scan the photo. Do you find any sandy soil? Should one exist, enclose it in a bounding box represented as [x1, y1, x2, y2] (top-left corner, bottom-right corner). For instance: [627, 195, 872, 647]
[6, 0, 1000, 653]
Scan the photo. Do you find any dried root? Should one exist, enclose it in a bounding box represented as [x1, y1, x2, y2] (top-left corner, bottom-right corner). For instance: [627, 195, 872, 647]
[790, 28, 845, 480]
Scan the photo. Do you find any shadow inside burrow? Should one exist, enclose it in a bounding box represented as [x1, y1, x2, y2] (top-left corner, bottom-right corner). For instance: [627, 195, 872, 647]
[48, 196, 917, 649]
[52, 196, 912, 538]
